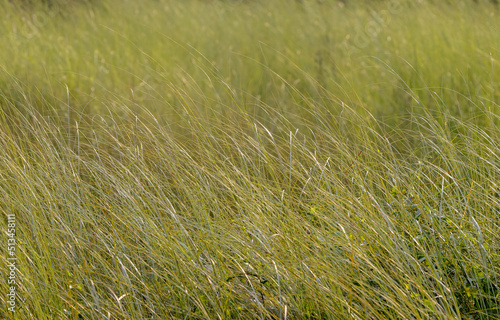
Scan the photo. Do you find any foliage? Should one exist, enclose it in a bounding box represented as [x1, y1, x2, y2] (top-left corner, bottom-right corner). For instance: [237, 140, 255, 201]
[0, 0, 499, 319]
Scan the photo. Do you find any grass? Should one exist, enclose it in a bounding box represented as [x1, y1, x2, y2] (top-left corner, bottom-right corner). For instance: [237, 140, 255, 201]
[0, 0, 499, 319]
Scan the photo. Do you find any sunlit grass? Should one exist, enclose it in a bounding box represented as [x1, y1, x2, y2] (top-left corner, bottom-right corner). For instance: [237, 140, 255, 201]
[0, 0, 499, 319]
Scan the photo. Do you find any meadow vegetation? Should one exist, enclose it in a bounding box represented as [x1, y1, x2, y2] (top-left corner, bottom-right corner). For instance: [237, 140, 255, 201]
[0, 0, 499, 319]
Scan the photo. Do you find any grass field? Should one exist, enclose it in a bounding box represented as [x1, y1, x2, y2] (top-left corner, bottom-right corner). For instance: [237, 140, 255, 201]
[1, 0, 499, 319]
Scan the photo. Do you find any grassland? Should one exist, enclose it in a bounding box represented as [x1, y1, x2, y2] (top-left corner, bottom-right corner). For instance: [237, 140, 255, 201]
[0, 0, 499, 319]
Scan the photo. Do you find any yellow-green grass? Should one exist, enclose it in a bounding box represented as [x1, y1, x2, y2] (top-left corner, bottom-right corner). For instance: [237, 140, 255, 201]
[0, 0, 499, 319]
[1, 0, 499, 119]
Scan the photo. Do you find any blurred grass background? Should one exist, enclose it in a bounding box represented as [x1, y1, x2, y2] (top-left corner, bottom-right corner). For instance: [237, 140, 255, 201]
[1, 0, 499, 119]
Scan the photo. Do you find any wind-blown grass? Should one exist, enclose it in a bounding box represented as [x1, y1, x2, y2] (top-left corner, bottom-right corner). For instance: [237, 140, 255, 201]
[0, 0, 499, 319]
[1, 0, 499, 116]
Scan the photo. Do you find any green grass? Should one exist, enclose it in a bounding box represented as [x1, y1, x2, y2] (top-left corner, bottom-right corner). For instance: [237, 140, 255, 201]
[0, 0, 499, 319]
